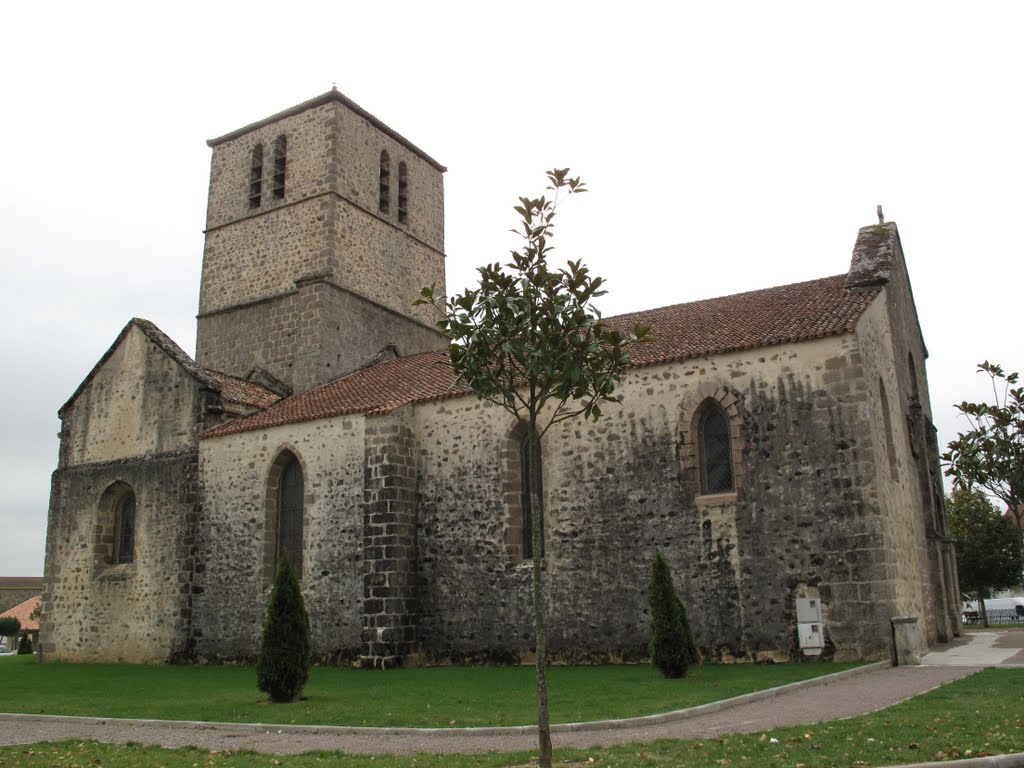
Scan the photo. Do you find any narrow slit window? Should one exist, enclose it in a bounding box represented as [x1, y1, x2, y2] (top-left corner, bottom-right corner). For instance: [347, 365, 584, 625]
[272, 135, 287, 200]
[249, 144, 264, 209]
[397, 161, 408, 223]
[520, 433, 544, 558]
[379, 151, 391, 214]
[278, 454, 304, 577]
[114, 492, 136, 564]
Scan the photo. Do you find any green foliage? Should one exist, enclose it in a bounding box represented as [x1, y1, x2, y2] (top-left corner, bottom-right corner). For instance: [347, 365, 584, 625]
[946, 487, 1023, 617]
[17, 633, 33, 654]
[416, 169, 652, 438]
[648, 552, 697, 678]
[943, 361, 1024, 531]
[256, 554, 311, 703]
[418, 169, 652, 768]
[0, 616, 20, 640]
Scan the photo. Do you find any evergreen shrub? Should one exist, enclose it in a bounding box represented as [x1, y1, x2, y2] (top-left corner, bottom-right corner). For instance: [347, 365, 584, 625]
[18, 634, 33, 654]
[648, 552, 697, 678]
[257, 554, 312, 703]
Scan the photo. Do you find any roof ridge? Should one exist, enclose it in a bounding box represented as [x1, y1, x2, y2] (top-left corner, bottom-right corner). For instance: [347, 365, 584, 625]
[201, 273, 880, 440]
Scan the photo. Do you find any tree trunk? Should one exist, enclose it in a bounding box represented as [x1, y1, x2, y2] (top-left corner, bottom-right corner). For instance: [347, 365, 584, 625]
[978, 587, 990, 628]
[528, 425, 552, 768]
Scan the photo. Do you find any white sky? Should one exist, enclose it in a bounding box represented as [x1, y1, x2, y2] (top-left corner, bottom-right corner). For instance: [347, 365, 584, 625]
[1, 2, 1021, 576]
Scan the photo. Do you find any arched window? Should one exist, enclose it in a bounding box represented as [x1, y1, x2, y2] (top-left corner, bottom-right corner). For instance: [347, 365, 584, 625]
[520, 432, 544, 559]
[378, 151, 391, 214]
[272, 135, 287, 200]
[249, 144, 264, 209]
[114, 491, 136, 564]
[277, 454, 304, 576]
[700, 405, 734, 494]
[96, 481, 137, 569]
[397, 161, 408, 223]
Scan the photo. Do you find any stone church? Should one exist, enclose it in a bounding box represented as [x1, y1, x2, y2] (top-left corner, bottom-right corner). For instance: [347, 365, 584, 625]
[42, 89, 961, 666]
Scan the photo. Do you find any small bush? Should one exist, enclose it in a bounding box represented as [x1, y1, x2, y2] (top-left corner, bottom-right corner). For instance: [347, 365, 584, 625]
[257, 554, 312, 703]
[648, 552, 697, 678]
[0, 616, 20, 641]
[17, 634, 33, 655]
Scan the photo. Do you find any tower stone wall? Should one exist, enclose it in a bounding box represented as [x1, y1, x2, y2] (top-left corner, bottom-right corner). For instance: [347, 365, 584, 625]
[196, 91, 448, 393]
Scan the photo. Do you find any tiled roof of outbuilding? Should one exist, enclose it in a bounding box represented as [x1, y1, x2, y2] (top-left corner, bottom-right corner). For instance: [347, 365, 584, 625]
[0, 595, 41, 632]
[202, 274, 879, 439]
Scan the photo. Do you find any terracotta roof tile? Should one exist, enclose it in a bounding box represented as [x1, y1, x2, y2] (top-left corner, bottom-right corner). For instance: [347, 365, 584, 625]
[0, 595, 40, 632]
[207, 371, 281, 410]
[202, 274, 879, 439]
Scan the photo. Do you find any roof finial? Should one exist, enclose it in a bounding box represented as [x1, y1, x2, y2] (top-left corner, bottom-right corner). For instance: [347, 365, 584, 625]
[876, 204, 884, 225]
[331, 81, 338, 91]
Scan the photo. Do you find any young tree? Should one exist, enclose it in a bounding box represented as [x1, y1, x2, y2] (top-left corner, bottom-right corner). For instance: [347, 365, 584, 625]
[943, 361, 1024, 531]
[946, 487, 1023, 626]
[417, 169, 651, 768]
[647, 552, 697, 677]
[257, 554, 312, 703]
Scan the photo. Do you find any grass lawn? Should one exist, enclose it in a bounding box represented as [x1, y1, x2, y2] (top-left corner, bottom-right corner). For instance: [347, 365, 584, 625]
[0, 668, 1021, 768]
[0, 655, 863, 727]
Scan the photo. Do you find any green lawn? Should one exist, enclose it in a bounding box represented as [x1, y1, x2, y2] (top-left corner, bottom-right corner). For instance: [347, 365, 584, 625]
[0, 668, 1021, 768]
[0, 656, 863, 727]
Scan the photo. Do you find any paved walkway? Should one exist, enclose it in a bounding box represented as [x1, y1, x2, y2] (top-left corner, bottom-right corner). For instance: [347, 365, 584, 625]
[1, 630, 1022, 759]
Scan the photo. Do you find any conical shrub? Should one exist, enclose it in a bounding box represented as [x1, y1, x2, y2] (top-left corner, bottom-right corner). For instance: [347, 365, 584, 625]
[257, 554, 312, 703]
[648, 552, 697, 678]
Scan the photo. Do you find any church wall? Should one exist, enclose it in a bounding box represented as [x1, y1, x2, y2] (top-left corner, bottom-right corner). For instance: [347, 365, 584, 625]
[41, 451, 198, 663]
[197, 281, 447, 393]
[60, 325, 201, 467]
[194, 417, 366, 661]
[411, 329, 894, 663]
[853, 283, 953, 650]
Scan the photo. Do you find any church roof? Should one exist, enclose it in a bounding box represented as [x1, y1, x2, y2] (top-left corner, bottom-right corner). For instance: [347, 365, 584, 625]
[202, 274, 880, 439]
[208, 371, 282, 411]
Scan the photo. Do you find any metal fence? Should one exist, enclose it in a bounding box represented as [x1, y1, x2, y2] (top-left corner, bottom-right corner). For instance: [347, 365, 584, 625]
[962, 608, 1024, 625]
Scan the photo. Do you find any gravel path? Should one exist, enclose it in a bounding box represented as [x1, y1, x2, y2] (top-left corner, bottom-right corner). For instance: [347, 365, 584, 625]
[0, 664, 980, 756]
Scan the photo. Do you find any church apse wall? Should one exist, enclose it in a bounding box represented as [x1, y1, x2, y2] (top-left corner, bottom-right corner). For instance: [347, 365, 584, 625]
[43, 323, 208, 663]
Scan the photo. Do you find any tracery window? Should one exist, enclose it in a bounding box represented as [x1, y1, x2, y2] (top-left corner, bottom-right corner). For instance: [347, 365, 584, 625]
[379, 151, 391, 214]
[272, 135, 287, 200]
[700, 405, 734, 494]
[249, 143, 264, 208]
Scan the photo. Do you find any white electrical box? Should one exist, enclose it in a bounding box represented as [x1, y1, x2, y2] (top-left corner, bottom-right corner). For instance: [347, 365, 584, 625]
[798, 621, 824, 651]
[796, 598, 824, 655]
[796, 598, 822, 623]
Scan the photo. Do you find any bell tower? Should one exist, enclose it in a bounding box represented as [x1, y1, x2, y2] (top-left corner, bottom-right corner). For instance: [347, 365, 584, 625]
[196, 89, 448, 394]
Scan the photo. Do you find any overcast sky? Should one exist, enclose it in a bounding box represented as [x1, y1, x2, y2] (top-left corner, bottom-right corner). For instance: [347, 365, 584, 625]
[2, 2, 1021, 576]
